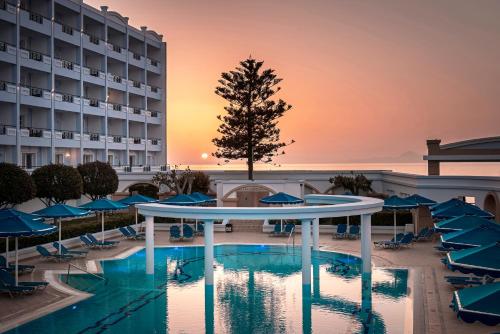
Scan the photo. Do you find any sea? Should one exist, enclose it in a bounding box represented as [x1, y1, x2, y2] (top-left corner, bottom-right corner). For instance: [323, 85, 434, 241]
[180, 162, 500, 177]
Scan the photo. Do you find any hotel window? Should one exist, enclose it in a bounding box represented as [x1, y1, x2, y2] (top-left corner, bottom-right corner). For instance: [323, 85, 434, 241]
[107, 154, 113, 165]
[22, 152, 35, 169]
[55, 154, 64, 164]
[83, 154, 93, 164]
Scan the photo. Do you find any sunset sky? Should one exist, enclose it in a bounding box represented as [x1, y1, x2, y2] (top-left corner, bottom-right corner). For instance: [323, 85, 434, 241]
[88, 0, 500, 165]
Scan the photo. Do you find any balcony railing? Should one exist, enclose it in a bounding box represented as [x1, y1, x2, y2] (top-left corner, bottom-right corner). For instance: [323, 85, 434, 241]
[150, 138, 160, 145]
[132, 52, 142, 60]
[133, 108, 142, 115]
[150, 86, 159, 93]
[111, 135, 124, 143]
[0, 41, 6, 52]
[0, 124, 16, 135]
[89, 67, 101, 77]
[21, 127, 48, 138]
[150, 111, 159, 117]
[132, 80, 142, 88]
[150, 59, 158, 67]
[110, 74, 122, 83]
[86, 97, 99, 107]
[20, 84, 50, 98]
[132, 137, 142, 144]
[86, 132, 101, 141]
[111, 103, 122, 111]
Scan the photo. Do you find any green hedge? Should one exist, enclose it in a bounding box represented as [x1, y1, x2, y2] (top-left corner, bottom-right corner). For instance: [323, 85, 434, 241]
[0, 213, 142, 251]
[270, 211, 413, 227]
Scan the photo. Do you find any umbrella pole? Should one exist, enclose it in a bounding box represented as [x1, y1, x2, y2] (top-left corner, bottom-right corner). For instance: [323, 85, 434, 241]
[393, 211, 397, 240]
[181, 218, 184, 238]
[101, 212, 105, 242]
[347, 216, 350, 231]
[135, 208, 138, 230]
[58, 218, 62, 255]
[15, 237, 18, 286]
[195, 219, 198, 233]
[5, 237, 8, 264]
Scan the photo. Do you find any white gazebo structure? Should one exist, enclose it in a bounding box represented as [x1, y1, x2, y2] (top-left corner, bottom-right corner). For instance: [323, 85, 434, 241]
[137, 194, 384, 286]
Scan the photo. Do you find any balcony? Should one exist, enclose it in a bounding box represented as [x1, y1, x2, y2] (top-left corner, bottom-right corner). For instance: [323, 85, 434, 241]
[82, 66, 106, 86]
[82, 132, 105, 149]
[0, 0, 16, 24]
[146, 58, 161, 74]
[0, 80, 17, 103]
[128, 107, 145, 122]
[107, 42, 126, 62]
[147, 85, 161, 100]
[82, 97, 105, 116]
[54, 129, 80, 148]
[20, 48, 51, 72]
[107, 73, 126, 91]
[82, 33, 106, 54]
[107, 134, 127, 150]
[54, 21, 80, 46]
[107, 103, 127, 119]
[148, 138, 161, 151]
[0, 123, 16, 145]
[129, 80, 145, 96]
[20, 84, 51, 108]
[146, 110, 162, 125]
[20, 126, 51, 147]
[0, 40, 17, 64]
[20, 9, 51, 36]
[128, 51, 145, 68]
[129, 137, 146, 150]
[54, 92, 81, 113]
[54, 58, 81, 80]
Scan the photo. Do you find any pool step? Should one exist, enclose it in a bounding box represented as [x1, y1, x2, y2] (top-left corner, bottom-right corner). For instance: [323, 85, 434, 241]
[229, 220, 264, 232]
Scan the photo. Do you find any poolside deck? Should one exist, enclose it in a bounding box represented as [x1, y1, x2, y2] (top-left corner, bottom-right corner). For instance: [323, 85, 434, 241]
[0, 231, 493, 334]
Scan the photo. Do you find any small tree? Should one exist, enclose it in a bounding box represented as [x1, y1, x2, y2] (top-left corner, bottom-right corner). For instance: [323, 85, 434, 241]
[78, 161, 119, 200]
[152, 166, 210, 195]
[129, 183, 159, 199]
[0, 163, 36, 208]
[181, 171, 210, 194]
[31, 164, 82, 206]
[329, 174, 373, 196]
[213, 57, 294, 180]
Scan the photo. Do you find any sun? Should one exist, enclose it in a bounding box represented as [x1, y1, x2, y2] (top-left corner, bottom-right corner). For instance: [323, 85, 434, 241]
[201, 152, 209, 160]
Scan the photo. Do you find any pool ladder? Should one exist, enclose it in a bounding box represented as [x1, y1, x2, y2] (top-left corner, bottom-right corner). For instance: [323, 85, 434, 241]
[66, 263, 106, 283]
[286, 226, 295, 249]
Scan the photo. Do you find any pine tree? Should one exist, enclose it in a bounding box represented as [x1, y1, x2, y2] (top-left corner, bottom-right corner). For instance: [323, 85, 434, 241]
[213, 58, 294, 180]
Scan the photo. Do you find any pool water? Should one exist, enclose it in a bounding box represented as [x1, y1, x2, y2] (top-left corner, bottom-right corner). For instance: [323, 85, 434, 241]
[8, 245, 410, 334]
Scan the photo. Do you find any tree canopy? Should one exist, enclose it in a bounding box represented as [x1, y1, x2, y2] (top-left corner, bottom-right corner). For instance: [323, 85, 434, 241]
[31, 164, 82, 206]
[152, 166, 210, 195]
[0, 163, 36, 208]
[213, 57, 294, 180]
[329, 174, 373, 196]
[78, 161, 119, 200]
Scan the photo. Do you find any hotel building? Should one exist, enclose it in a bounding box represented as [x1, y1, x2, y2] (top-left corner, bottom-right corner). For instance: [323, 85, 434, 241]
[0, 0, 166, 169]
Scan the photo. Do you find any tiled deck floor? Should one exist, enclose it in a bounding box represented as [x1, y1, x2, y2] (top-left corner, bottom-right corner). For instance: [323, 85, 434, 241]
[0, 231, 494, 334]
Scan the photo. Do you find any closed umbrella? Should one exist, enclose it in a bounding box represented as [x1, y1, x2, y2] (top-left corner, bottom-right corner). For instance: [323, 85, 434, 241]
[33, 204, 90, 254]
[118, 194, 157, 229]
[434, 215, 496, 234]
[383, 196, 417, 239]
[432, 202, 494, 220]
[79, 199, 128, 242]
[446, 242, 500, 278]
[440, 224, 500, 250]
[159, 194, 204, 236]
[0, 210, 57, 284]
[260, 192, 304, 231]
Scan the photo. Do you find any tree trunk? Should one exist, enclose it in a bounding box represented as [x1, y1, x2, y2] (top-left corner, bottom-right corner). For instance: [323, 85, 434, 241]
[247, 82, 254, 181]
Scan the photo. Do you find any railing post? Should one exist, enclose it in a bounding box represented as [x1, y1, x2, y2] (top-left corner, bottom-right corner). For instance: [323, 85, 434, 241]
[145, 215, 154, 274]
[204, 219, 215, 285]
[312, 217, 319, 251]
[301, 218, 312, 286]
[361, 214, 372, 273]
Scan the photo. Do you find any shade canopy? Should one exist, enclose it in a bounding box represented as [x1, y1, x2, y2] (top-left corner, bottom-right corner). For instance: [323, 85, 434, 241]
[0, 210, 56, 237]
[447, 242, 500, 278]
[383, 196, 418, 210]
[431, 198, 466, 212]
[440, 224, 500, 250]
[451, 282, 500, 326]
[33, 204, 90, 218]
[189, 192, 216, 203]
[79, 198, 128, 211]
[0, 208, 44, 222]
[159, 194, 204, 206]
[405, 194, 436, 206]
[259, 192, 304, 205]
[434, 215, 496, 233]
[118, 194, 158, 206]
[432, 202, 494, 220]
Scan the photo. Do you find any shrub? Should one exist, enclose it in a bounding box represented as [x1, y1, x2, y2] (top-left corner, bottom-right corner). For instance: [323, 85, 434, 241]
[0, 163, 36, 208]
[129, 183, 159, 199]
[78, 161, 119, 200]
[31, 164, 82, 206]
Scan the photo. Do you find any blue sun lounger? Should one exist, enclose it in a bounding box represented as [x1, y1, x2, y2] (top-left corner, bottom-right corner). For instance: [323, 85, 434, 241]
[347, 225, 360, 239]
[270, 224, 282, 237]
[86, 234, 119, 247]
[52, 242, 88, 257]
[334, 224, 347, 239]
[126, 226, 145, 238]
[183, 224, 194, 241]
[0, 255, 34, 274]
[0, 269, 47, 297]
[119, 227, 144, 240]
[382, 232, 415, 249]
[374, 233, 404, 248]
[170, 225, 181, 241]
[36, 245, 74, 262]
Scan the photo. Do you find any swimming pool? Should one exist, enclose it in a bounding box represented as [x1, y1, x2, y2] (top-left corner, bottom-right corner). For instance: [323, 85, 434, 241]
[8, 245, 410, 333]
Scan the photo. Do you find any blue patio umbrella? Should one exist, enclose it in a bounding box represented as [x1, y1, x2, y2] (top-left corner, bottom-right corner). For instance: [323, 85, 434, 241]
[118, 194, 158, 228]
[440, 224, 500, 250]
[430, 198, 466, 212]
[190, 192, 216, 204]
[33, 204, 90, 254]
[260, 192, 304, 231]
[405, 194, 436, 206]
[451, 281, 500, 326]
[80, 199, 128, 242]
[0, 210, 56, 284]
[383, 196, 418, 239]
[432, 202, 494, 220]
[160, 194, 205, 236]
[434, 215, 496, 234]
[446, 242, 500, 278]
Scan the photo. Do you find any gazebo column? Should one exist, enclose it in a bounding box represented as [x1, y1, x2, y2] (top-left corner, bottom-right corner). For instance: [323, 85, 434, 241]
[145, 215, 155, 275]
[312, 218, 319, 251]
[360, 214, 372, 273]
[301, 218, 312, 285]
[204, 219, 215, 285]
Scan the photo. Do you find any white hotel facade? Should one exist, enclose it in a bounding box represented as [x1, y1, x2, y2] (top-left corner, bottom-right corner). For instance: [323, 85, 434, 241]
[0, 0, 166, 169]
